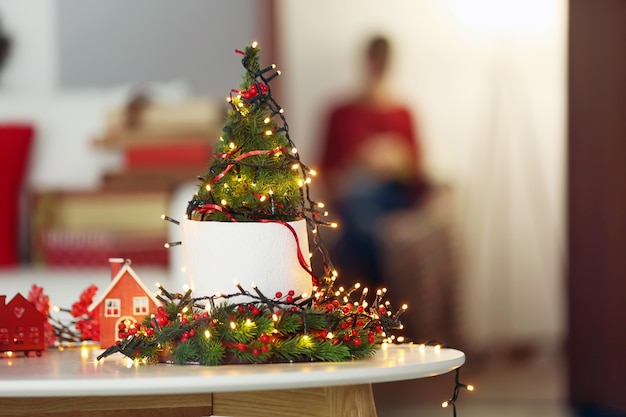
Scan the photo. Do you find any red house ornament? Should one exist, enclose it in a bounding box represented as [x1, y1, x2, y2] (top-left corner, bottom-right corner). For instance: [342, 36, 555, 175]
[88, 258, 161, 348]
[0, 293, 47, 357]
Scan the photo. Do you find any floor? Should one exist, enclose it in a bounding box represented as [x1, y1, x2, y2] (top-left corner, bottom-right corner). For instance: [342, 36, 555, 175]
[374, 350, 572, 417]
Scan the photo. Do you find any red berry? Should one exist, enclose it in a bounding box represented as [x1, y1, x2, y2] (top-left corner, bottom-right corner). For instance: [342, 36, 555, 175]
[275, 291, 283, 298]
[202, 311, 209, 318]
[357, 320, 364, 327]
[353, 337, 362, 346]
[343, 335, 351, 342]
[357, 306, 364, 313]
[342, 307, 350, 314]
[288, 290, 295, 296]
[193, 313, 200, 320]
[261, 345, 269, 353]
[351, 329, 358, 337]
[189, 329, 196, 337]
[375, 325, 383, 333]
[238, 306, 246, 314]
[260, 334, 271, 344]
[286, 295, 294, 303]
[252, 348, 260, 356]
[251, 307, 260, 316]
[332, 300, 340, 308]
[379, 307, 386, 314]
[146, 328, 154, 336]
[326, 304, 334, 311]
[237, 343, 247, 352]
[181, 317, 189, 325]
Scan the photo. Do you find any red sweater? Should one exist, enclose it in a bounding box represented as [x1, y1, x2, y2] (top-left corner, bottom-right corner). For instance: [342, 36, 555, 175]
[319, 102, 421, 183]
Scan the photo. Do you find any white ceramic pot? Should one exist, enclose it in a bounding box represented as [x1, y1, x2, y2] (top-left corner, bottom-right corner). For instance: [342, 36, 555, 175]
[180, 218, 312, 301]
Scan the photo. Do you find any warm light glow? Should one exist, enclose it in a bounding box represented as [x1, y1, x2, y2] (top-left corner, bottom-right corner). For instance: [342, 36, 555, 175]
[205, 184, 211, 192]
[182, 306, 189, 314]
[251, 41, 258, 48]
[80, 346, 90, 359]
[309, 169, 317, 176]
[442, 401, 449, 408]
[265, 130, 273, 136]
[230, 321, 236, 329]
[402, 304, 408, 310]
[297, 179, 304, 187]
[259, 195, 267, 202]
[467, 384, 475, 391]
[205, 330, 211, 339]
[53, 306, 60, 312]
[229, 142, 235, 149]
[221, 199, 227, 206]
[245, 318, 252, 326]
[330, 222, 338, 228]
[264, 117, 271, 124]
[317, 202, 325, 208]
[5, 351, 13, 358]
[272, 313, 279, 321]
[291, 163, 300, 170]
[305, 177, 312, 184]
[164, 243, 170, 248]
[291, 147, 298, 154]
[327, 332, 334, 339]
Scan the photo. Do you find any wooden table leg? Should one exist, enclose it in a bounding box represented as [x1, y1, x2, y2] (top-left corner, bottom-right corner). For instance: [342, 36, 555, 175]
[0, 393, 213, 417]
[212, 384, 378, 417]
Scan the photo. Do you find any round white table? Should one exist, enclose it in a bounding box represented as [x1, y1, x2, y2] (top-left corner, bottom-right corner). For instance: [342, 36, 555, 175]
[0, 344, 464, 417]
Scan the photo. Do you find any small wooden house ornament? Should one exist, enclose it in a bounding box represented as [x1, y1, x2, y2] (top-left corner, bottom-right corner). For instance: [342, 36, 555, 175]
[88, 258, 161, 348]
[0, 293, 47, 356]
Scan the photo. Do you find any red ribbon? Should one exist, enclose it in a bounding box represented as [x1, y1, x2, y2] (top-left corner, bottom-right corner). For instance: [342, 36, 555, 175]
[195, 204, 237, 222]
[210, 147, 287, 184]
[259, 219, 319, 287]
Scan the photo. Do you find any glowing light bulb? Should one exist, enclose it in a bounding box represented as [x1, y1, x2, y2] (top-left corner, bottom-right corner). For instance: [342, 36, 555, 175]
[305, 177, 312, 184]
[205, 184, 211, 191]
[291, 163, 300, 170]
[291, 147, 298, 154]
[229, 142, 236, 149]
[205, 330, 211, 339]
[219, 136, 224, 142]
[230, 321, 236, 329]
[309, 169, 317, 176]
[467, 385, 475, 391]
[272, 313, 279, 321]
[264, 117, 271, 124]
[251, 41, 258, 48]
[330, 222, 338, 228]
[318, 202, 325, 208]
[265, 130, 273, 136]
[221, 199, 227, 206]
[297, 179, 304, 187]
[442, 401, 449, 408]
[260, 195, 267, 202]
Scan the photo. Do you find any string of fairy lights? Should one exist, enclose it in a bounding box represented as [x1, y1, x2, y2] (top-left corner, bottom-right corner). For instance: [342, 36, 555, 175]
[153, 41, 473, 412]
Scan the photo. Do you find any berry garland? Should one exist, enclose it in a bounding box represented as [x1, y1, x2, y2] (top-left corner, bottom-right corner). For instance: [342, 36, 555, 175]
[97, 283, 407, 365]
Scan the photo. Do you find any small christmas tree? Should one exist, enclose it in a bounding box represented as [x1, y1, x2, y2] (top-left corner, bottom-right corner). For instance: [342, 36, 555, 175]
[188, 42, 320, 224]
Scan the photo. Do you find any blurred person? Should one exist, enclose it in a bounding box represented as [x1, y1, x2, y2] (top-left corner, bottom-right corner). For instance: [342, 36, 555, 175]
[319, 35, 430, 289]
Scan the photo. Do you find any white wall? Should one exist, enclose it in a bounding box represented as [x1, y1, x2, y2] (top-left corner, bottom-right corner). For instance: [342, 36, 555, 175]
[0, 0, 261, 190]
[278, 0, 567, 350]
